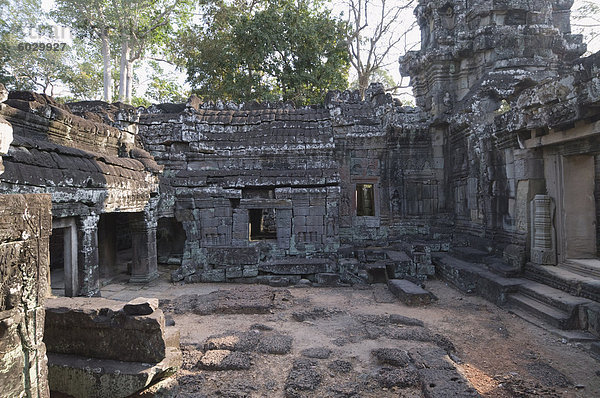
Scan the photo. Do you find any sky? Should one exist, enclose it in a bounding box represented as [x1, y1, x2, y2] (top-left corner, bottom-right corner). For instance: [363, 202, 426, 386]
[38, 0, 599, 101]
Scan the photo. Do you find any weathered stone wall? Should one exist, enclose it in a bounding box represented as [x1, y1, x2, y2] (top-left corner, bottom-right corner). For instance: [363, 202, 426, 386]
[400, 0, 594, 266]
[0, 93, 163, 296]
[1, 0, 596, 291]
[139, 100, 341, 282]
[137, 85, 444, 283]
[327, 86, 449, 247]
[0, 194, 51, 398]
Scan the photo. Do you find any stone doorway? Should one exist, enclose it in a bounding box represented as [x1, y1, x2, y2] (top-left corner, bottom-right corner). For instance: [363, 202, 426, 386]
[98, 213, 133, 285]
[50, 217, 78, 297]
[560, 155, 597, 259]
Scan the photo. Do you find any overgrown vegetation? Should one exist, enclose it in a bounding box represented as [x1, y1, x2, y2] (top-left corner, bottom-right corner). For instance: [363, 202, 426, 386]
[177, 0, 349, 105]
[0, 0, 418, 105]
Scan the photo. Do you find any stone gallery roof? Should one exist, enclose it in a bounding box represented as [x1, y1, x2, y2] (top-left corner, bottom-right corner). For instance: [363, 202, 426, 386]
[0, 91, 161, 215]
[3, 134, 158, 189]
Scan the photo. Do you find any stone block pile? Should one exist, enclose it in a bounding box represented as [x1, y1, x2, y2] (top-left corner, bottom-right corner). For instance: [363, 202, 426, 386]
[44, 296, 182, 398]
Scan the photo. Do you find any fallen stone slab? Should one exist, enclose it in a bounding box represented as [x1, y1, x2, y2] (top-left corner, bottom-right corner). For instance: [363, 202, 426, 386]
[45, 297, 167, 363]
[387, 279, 436, 306]
[161, 285, 293, 315]
[124, 297, 159, 316]
[47, 345, 181, 398]
[256, 333, 293, 354]
[375, 367, 420, 388]
[129, 377, 179, 398]
[328, 360, 353, 373]
[285, 359, 322, 397]
[417, 368, 479, 397]
[203, 329, 292, 355]
[291, 306, 344, 322]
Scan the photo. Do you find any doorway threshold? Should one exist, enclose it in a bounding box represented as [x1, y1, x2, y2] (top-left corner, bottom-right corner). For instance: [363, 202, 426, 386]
[562, 258, 600, 279]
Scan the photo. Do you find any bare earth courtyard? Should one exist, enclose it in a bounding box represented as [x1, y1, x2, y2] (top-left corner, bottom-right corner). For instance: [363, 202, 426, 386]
[99, 271, 600, 398]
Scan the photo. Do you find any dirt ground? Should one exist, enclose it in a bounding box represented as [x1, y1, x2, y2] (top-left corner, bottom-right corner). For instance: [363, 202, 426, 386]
[103, 275, 600, 397]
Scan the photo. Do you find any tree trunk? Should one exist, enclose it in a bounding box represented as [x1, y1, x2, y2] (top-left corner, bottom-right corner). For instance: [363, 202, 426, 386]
[101, 32, 112, 103]
[119, 39, 130, 102]
[358, 72, 370, 100]
[125, 60, 133, 104]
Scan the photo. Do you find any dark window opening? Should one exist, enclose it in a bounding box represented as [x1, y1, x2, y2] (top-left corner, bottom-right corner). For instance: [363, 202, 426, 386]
[157, 217, 186, 265]
[356, 184, 375, 216]
[249, 208, 277, 240]
[50, 227, 66, 296]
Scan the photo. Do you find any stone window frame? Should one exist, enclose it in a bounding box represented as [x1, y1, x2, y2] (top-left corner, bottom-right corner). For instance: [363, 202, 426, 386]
[248, 208, 277, 241]
[352, 178, 380, 219]
[238, 198, 293, 248]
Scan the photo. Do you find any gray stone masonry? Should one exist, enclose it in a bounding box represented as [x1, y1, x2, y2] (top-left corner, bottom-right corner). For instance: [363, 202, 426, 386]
[0, 194, 52, 398]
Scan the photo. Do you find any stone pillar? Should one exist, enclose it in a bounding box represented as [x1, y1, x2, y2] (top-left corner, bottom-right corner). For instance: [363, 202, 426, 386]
[0, 83, 12, 176]
[77, 214, 100, 296]
[98, 215, 117, 280]
[276, 208, 292, 249]
[231, 208, 250, 246]
[530, 195, 556, 265]
[129, 212, 158, 283]
[0, 194, 52, 398]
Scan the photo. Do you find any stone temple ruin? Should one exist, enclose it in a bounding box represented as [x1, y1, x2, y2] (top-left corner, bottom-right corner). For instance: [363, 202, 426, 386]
[1, 0, 600, 396]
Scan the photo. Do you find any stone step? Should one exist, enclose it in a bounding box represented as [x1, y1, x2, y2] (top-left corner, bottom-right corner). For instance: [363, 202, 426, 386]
[387, 279, 436, 306]
[485, 260, 521, 278]
[507, 293, 572, 330]
[433, 253, 524, 305]
[451, 247, 519, 278]
[507, 307, 599, 343]
[562, 259, 600, 280]
[517, 281, 590, 315]
[524, 263, 600, 302]
[450, 247, 490, 263]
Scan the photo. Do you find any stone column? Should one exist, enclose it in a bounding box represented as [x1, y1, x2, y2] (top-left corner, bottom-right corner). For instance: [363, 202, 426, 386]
[231, 208, 249, 246]
[128, 212, 158, 283]
[98, 215, 117, 280]
[77, 214, 100, 296]
[0, 83, 12, 176]
[530, 195, 557, 265]
[276, 208, 292, 249]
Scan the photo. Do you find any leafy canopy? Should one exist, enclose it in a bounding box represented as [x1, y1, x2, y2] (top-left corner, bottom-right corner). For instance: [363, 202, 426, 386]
[179, 0, 350, 105]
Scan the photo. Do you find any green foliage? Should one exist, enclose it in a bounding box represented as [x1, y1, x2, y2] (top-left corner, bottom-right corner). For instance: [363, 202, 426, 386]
[131, 96, 152, 107]
[180, 0, 349, 105]
[57, 39, 105, 99]
[143, 61, 187, 103]
[51, 0, 194, 103]
[0, 0, 56, 91]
